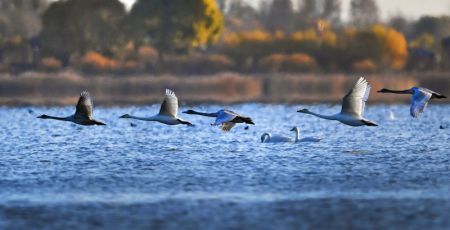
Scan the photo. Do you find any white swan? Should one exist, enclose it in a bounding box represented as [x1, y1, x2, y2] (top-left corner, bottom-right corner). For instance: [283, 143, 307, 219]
[120, 89, 192, 125]
[37, 91, 105, 126]
[290, 127, 321, 142]
[260, 132, 292, 143]
[297, 77, 378, 127]
[183, 109, 254, 131]
[377, 87, 446, 118]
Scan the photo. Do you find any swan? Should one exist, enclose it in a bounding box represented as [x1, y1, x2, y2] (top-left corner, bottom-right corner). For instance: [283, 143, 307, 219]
[119, 89, 192, 125]
[377, 87, 446, 118]
[290, 127, 321, 142]
[37, 91, 105, 126]
[297, 77, 378, 127]
[183, 109, 254, 131]
[260, 132, 292, 143]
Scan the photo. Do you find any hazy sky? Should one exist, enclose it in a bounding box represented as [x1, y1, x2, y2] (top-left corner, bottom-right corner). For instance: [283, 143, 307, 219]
[120, 0, 450, 21]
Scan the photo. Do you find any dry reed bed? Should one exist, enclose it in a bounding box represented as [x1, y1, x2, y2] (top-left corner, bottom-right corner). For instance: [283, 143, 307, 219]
[0, 71, 448, 106]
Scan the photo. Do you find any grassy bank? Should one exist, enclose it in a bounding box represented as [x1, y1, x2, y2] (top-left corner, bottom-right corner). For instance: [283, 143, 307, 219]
[0, 71, 449, 106]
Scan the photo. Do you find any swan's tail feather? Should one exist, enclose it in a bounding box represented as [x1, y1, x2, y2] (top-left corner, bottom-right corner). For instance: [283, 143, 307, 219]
[177, 119, 194, 126]
[361, 119, 378, 126]
[241, 117, 255, 125]
[92, 120, 106, 125]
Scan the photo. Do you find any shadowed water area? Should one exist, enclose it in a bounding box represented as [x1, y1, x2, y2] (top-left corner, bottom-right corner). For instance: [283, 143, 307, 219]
[0, 104, 449, 229]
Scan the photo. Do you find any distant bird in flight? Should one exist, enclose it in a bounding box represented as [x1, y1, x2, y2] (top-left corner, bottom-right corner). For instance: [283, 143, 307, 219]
[183, 109, 254, 131]
[297, 77, 378, 127]
[377, 87, 446, 118]
[120, 89, 192, 126]
[38, 91, 105, 126]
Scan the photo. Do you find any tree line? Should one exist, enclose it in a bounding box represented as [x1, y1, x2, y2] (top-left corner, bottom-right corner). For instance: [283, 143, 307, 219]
[0, 0, 450, 75]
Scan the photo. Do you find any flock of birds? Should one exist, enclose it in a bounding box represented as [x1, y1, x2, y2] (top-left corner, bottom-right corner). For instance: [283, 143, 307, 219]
[37, 77, 446, 143]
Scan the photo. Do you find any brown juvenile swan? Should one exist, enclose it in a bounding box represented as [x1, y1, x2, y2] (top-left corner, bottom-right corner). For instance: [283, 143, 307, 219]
[183, 109, 254, 131]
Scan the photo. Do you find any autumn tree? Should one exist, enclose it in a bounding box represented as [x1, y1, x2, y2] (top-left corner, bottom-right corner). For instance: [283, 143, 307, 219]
[266, 0, 295, 32]
[40, 0, 126, 64]
[0, 0, 48, 70]
[413, 16, 450, 41]
[295, 0, 341, 29]
[128, 0, 223, 60]
[350, 0, 379, 28]
[226, 0, 261, 31]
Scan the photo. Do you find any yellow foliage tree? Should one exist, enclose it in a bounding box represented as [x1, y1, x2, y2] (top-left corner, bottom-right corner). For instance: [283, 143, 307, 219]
[370, 24, 408, 70]
[411, 33, 435, 50]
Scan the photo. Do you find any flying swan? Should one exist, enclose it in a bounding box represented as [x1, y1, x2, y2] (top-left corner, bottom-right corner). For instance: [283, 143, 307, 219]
[377, 87, 446, 118]
[37, 91, 105, 126]
[120, 89, 192, 125]
[297, 77, 378, 127]
[183, 109, 254, 131]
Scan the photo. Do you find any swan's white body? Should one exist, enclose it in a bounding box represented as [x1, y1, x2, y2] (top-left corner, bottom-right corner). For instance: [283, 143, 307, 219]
[261, 133, 292, 143]
[37, 91, 105, 126]
[378, 87, 447, 118]
[298, 77, 377, 127]
[120, 89, 192, 126]
[290, 127, 321, 143]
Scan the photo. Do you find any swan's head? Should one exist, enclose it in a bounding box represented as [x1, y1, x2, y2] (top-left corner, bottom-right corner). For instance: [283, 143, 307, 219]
[183, 110, 196, 114]
[297, 108, 309, 113]
[290, 127, 299, 132]
[377, 88, 389, 93]
[260, 133, 271, 143]
[119, 114, 131, 119]
[37, 114, 49, 119]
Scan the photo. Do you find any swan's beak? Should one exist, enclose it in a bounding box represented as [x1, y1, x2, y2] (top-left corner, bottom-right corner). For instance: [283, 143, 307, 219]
[290, 127, 295, 131]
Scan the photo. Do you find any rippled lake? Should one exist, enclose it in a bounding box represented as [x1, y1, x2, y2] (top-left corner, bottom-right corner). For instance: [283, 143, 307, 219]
[0, 104, 449, 229]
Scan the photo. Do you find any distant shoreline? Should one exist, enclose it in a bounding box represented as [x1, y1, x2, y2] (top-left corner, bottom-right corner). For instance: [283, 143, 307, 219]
[0, 71, 449, 106]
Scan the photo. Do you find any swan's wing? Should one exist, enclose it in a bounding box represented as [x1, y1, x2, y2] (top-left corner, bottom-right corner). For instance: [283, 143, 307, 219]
[213, 110, 237, 125]
[220, 122, 236, 132]
[410, 89, 432, 118]
[341, 77, 371, 116]
[75, 91, 93, 119]
[159, 89, 178, 117]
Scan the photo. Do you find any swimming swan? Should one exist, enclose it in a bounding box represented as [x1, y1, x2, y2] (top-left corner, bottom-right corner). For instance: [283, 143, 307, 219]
[120, 89, 192, 125]
[297, 77, 378, 127]
[290, 127, 321, 142]
[37, 91, 105, 126]
[260, 132, 292, 143]
[183, 109, 254, 131]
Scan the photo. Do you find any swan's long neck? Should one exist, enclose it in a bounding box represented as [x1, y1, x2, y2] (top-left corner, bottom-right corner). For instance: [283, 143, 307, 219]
[305, 111, 337, 120]
[43, 115, 73, 122]
[127, 115, 157, 121]
[293, 129, 299, 142]
[261, 133, 271, 142]
[188, 110, 217, 117]
[380, 89, 412, 95]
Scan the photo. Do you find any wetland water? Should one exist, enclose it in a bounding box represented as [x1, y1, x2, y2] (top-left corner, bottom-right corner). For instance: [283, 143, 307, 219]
[0, 104, 449, 229]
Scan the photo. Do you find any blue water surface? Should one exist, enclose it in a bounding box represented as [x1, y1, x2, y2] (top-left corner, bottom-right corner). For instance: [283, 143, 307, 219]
[0, 104, 449, 229]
